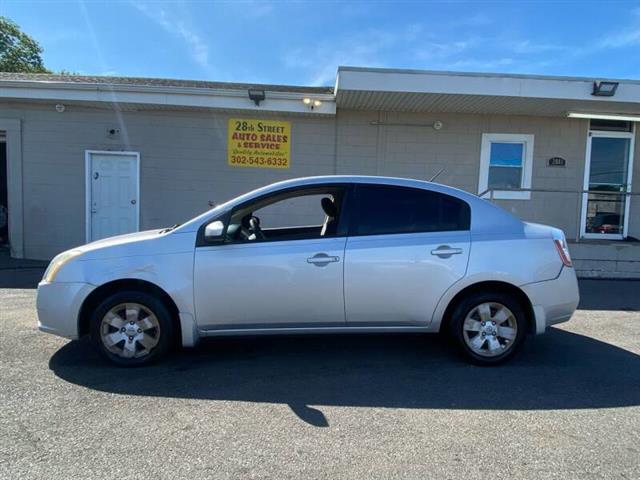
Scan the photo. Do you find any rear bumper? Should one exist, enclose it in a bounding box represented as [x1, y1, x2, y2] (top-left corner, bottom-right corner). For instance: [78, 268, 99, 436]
[521, 267, 580, 334]
[36, 281, 95, 339]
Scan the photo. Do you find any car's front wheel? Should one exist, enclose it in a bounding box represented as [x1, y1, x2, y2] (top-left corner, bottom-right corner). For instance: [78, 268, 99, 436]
[90, 290, 174, 367]
[450, 291, 527, 365]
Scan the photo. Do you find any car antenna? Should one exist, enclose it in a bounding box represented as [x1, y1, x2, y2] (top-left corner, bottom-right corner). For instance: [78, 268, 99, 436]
[429, 168, 445, 182]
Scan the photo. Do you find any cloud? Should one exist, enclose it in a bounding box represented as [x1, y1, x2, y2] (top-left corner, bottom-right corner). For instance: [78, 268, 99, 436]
[444, 57, 515, 70]
[597, 6, 640, 48]
[281, 4, 639, 84]
[414, 40, 476, 61]
[451, 13, 492, 27]
[131, 1, 212, 73]
[510, 40, 567, 54]
[240, 0, 274, 18]
[282, 24, 486, 85]
[283, 26, 413, 85]
[598, 29, 640, 48]
[284, 43, 385, 86]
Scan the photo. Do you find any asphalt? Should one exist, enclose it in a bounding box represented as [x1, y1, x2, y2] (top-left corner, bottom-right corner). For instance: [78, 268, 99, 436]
[1, 276, 640, 479]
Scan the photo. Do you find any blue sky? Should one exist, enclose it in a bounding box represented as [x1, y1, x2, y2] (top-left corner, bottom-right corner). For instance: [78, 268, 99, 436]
[2, 0, 640, 86]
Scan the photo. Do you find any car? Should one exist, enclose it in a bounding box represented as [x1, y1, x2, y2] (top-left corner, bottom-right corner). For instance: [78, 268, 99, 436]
[587, 212, 622, 234]
[37, 176, 579, 366]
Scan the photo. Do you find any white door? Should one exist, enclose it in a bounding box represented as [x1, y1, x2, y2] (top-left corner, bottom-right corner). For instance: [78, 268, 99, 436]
[87, 151, 139, 242]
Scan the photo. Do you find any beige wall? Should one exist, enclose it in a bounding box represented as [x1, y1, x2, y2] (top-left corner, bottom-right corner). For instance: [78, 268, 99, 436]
[4, 101, 639, 259]
[336, 109, 640, 241]
[3, 102, 336, 259]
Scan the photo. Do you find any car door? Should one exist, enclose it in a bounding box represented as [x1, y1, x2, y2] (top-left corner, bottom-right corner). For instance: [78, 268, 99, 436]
[193, 185, 349, 330]
[344, 184, 471, 326]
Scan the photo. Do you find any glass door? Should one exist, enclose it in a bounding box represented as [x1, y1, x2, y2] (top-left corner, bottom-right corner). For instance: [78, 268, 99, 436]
[581, 130, 635, 239]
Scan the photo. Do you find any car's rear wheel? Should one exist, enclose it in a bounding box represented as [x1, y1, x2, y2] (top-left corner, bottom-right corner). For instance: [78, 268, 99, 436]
[450, 291, 527, 365]
[90, 290, 174, 367]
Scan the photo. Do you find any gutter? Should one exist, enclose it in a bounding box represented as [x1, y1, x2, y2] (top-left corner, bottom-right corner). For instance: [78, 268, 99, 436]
[0, 79, 337, 115]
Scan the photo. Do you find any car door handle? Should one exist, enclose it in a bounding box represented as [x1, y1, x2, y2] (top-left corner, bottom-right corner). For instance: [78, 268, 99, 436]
[431, 245, 463, 258]
[307, 253, 340, 266]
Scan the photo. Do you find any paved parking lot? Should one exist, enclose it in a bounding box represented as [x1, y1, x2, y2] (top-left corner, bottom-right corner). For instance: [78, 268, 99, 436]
[1, 272, 639, 479]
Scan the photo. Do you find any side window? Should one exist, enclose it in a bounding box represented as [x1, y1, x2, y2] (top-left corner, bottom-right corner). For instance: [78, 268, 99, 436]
[354, 185, 470, 236]
[254, 194, 329, 229]
[225, 187, 346, 243]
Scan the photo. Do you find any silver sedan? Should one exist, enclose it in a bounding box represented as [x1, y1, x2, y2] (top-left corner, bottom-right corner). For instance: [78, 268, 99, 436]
[37, 176, 579, 366]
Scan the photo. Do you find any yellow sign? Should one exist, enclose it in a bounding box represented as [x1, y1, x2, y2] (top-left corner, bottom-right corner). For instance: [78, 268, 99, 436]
[227, 118, 291, 168]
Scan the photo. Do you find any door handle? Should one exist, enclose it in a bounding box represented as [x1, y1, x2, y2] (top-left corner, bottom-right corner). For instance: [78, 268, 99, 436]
[307, 253, 340, 266]
[431, 245, 463, 258]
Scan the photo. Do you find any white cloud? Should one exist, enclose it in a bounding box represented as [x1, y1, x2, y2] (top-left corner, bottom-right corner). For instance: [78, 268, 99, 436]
[414, 40, 476, 61]
[510, 40, 566, 54]
[241, 0, 274, 18]
[445, 57, 515, 70]
[599, 29, 640, 48]
[597, 6, 640, 48]
[281, 24, 486, 85]
[451, 13, 492, 27]
[131, 1, 213, 73]
[282, 26, 414, 85]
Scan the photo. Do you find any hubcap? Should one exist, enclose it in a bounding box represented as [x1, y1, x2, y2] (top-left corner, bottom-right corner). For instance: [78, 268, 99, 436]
[100, 303, 161, 359]
[462, 302, 517, 357]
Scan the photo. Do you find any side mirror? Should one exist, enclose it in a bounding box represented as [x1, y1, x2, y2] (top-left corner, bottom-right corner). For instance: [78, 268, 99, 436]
[204, 220, 225, 242]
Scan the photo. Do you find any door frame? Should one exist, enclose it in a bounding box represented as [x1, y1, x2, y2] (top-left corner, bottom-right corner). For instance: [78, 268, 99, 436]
[0, 119, 23, 258]
[580, 126, 636, 240]
[85, 150, 140, 243]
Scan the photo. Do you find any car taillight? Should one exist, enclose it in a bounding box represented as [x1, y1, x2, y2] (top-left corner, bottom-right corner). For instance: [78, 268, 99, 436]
[552, 230, 572, 267]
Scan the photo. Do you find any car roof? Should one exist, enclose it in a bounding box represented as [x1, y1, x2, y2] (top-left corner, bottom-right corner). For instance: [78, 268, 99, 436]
[253, 175, 478, 200]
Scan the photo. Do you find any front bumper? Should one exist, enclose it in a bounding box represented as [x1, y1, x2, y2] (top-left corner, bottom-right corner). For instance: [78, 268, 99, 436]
[521, 266, 580, 334]
[36, 281, 95, 339]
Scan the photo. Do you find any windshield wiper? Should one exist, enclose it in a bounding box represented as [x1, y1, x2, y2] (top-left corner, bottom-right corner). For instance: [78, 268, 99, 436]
[159, 224, 180, 234]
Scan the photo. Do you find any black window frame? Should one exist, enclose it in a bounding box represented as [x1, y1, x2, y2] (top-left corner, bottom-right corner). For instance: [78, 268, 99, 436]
[196, 183, 353, 247]
[348, 183, 471, 237]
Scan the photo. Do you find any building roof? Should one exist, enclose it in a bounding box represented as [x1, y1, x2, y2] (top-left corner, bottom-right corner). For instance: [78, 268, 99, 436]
[1, 67, 639, 118]
[338, 66, 640, 85]
[0, 72, 333, 94]
[0, 72, 336, 115]
[336, 66, 640, 117]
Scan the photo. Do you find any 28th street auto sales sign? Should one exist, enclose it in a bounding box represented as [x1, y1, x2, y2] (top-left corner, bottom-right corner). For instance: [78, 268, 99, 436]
[227, 118, 291, 168]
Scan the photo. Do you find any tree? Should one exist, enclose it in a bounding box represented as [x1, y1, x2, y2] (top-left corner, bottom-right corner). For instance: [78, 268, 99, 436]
[0, 16, 49, 73]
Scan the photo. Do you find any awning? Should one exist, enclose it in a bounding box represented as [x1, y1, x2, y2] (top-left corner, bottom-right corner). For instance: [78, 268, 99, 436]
[335, 67, 640, 117]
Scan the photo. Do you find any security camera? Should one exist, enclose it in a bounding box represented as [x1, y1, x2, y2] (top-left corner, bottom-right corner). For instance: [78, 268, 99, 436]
[55, 104, 65, 113]
[433, 120, 443, 130]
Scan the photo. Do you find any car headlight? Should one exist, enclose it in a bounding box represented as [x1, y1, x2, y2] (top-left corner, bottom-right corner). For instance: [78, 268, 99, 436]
[43, 249, 83, 283]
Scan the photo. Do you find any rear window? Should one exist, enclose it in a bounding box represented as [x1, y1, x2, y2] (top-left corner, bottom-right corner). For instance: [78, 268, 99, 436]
[353, 185, 470, 236]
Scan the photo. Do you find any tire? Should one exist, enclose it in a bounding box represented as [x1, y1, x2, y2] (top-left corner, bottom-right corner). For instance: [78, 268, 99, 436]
[90, 290, 175, 367]
[449, 291, 527, 366]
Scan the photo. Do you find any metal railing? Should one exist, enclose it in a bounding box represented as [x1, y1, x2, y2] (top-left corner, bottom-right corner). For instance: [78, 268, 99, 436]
[477, 187, 640, 242]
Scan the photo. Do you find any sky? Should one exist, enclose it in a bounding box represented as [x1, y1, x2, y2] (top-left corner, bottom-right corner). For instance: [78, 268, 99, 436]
[1, 0, 640, 86]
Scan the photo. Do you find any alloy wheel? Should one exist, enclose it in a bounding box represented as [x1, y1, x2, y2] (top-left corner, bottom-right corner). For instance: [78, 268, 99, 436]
[462, 302, 518, 358]
[99, 303, 161, 359]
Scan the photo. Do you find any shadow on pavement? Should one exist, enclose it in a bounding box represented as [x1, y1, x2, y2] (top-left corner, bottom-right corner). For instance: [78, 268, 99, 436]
[50, 329, 640, 426]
